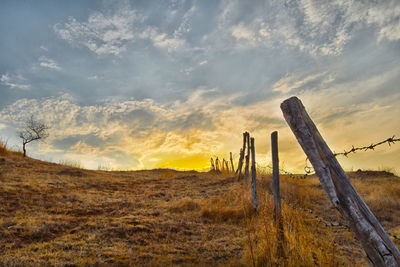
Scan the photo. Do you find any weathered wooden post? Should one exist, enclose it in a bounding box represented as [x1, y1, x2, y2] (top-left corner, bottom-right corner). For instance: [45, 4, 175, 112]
[236, 148, 244, 175]
[236, 132, 247, 179]
[230, 152, 235, 173]
[281, 96, 400, 266]
[271, 131, 286, 259]
[236, 149, 242, 174]
[210, 157, 215, 171]
[244, 133, 250, 180]
[250, 137, 258, 211]
[224, 160, 229, 173]
[221, 159, 225, 172]
[215, 157, 220, 172]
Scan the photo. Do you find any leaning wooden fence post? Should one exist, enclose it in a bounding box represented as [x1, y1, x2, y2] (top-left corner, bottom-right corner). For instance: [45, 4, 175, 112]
[244, 133, 250, 181]
[271, 131, 286, 260]
[224, 160, 229, 173]
[236, 132, 247, 179]
[230, 152, 235, 173]
[250, 137, 258, 212]
[281, 96, 400, 266]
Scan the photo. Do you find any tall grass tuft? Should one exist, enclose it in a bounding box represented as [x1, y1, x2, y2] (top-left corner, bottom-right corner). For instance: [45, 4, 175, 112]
[0, 138, 10, 156]
[58, 159, 84, 169]
[244, 193, 342, 266]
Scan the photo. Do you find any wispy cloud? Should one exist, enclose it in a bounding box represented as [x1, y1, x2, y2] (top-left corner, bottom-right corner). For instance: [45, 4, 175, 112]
[54, 2, 144, 56]
[146, 30, 187, 53]
[271, 72, 326, 94]
[39, 56, 61, 71]
[53, 1, 193, 55]
[216, 0, 400, 56]
[0, 73, 31, 90]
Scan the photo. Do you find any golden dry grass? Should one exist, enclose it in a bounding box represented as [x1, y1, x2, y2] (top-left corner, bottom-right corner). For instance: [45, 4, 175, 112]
[0, 151, 399, 266]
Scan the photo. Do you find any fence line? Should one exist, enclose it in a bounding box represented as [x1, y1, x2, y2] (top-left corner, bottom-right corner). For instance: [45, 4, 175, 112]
[210, 134, 399, 178]
[209, 127, 400, 264]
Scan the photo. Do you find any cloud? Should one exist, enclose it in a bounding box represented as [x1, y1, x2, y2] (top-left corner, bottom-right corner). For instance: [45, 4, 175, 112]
[271, 72, 326, 94]
[39, 56, 61, 71]
[0, 73, 31, 90]
[140, 4, 197, 54]
[0, 74, 399, 172]
[54, 2, 145, 56]
[88, 75, 98, 80]
[148, 31, 187, 52]
[53, 1, 194, 55]
[0, 90, 232, 169]
[216, 0, 400, 56]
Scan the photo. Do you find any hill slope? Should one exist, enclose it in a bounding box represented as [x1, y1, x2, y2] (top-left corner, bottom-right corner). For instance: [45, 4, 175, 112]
[0, 153, 399, 266]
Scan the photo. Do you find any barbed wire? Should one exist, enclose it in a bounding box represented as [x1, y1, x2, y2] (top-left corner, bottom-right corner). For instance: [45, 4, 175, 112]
[266, 165, 309, 179]
[333, 135, 400, 157]
[303, 135, 400, 176]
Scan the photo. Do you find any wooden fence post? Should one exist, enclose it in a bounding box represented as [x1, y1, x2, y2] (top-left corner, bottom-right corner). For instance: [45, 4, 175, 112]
[230, 152, 235, 173]
[236, 132, 247, 179]
[244, 133, 250, 181]
[210, 157, 215, 171]
[281, 96, 400, 266]
[236, 148, 243, 174]
[250, 137, 258, 211]
[271, 131, 286, 259]
[215, 157, 220, 172]
[225, 160, 229, 173]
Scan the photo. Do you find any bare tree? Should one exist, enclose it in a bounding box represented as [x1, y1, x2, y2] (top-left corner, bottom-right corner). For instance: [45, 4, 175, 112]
[19, 115, 49, 157]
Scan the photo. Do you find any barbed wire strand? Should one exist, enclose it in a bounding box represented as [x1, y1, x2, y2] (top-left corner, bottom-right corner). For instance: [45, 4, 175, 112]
[302, 135, 400, 177]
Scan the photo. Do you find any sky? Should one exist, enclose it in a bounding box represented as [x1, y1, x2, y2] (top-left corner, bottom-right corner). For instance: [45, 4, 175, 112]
[0, 0, 399, 173]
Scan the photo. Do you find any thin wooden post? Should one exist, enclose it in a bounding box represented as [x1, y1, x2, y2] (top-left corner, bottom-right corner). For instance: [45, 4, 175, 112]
[236, 132, 247, 179]
[210, 157, 215, 171]
[224, 160, 229, 173]
[244, 133, 250, 181]
[236, 148, 244, 175]
[250, 137, 258, 211]
[271, 131, 285, 259]
[221, 159, 225, 172]
[215, 157, 220, 172]
[281, 96, 400, 266]
[230, 152, 235, 173]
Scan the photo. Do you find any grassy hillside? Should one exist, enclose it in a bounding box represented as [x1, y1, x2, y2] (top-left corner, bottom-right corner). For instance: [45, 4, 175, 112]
[1, 146, 399, 266]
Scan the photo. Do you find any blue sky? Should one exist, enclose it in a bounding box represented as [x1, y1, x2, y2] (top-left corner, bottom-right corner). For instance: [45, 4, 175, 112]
[0, 0, 399, 172]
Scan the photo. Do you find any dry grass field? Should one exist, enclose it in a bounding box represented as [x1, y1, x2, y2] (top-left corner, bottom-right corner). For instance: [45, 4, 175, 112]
[1, 142, 399, 266]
